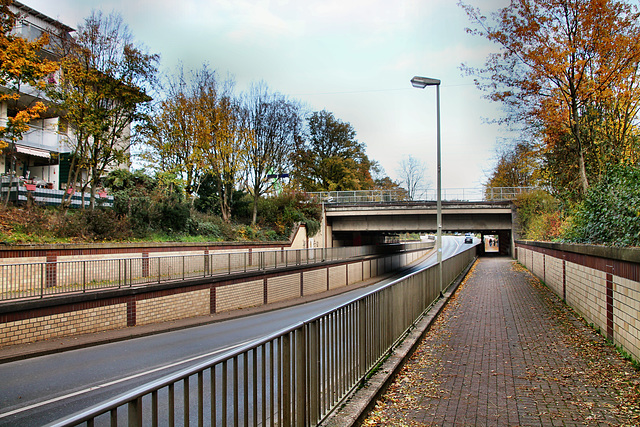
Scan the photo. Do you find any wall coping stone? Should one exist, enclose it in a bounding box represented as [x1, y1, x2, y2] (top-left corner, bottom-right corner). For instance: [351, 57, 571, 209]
[516, 240, 640, 264]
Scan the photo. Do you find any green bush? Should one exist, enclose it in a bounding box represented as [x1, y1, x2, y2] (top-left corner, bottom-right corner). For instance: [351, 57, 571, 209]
[256, 191, 321, 238]
[514, 190, 561, 240]
[56, 209, 133, 241]
[567, 164, 640, 246]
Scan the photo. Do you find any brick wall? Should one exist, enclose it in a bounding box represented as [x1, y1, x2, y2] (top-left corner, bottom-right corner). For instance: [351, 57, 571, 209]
[329, 265, 347, 290]
[303, 269, 327, 295]
[0, 303, 127, 346]
[517, 241, 640, 362]
[136, 290, 210, 326]
[216, 279, 264, 312]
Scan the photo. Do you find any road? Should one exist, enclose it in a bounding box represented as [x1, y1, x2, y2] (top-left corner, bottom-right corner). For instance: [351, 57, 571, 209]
[0, 236, 476, 426]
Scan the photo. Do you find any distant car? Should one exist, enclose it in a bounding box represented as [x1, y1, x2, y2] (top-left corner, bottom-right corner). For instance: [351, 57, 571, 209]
[464, 233, 473, 244]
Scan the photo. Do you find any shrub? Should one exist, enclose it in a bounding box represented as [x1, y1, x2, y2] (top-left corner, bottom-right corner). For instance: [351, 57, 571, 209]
[256, 191, 321, 238]
[56, 209, 133, 241]
[567, 164, 640, 246]
[514, 190, 563, 240]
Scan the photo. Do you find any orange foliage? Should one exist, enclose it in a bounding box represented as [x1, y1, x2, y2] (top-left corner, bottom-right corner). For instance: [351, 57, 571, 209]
[462, 0, 640, 196]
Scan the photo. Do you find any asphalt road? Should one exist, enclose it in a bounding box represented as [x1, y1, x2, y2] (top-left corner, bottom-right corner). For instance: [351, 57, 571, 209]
[0, 236, 476, 426]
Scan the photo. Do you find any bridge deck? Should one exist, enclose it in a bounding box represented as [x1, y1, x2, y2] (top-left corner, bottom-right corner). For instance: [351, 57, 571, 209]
[363, 257, 640, 425]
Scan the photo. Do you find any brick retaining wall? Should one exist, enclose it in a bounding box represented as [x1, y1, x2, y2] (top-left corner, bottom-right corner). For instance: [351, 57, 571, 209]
[516, 241, 640, 361]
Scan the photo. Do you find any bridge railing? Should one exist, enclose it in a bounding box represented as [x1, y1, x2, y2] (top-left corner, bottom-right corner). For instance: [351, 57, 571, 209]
[0, 242, 431, 303]
[307, 190, 408, 203]
[46, 244, 476, 427]
[309, 187, 540, 203]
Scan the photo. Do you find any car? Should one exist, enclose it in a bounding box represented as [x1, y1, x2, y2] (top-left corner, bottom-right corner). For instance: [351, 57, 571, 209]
[464, 233, 473, 244]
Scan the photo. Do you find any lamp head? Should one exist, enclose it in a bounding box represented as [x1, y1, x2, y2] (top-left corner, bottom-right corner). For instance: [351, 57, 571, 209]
[411, 76, 441, 88]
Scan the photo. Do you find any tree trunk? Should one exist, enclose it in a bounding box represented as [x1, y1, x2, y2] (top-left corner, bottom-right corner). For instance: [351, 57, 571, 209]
[252, 191, 258, 225]
[578, 148, 589, 194]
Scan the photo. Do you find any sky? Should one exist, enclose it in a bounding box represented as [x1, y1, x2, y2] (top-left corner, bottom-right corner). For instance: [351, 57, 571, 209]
[26, 0, 514, 192]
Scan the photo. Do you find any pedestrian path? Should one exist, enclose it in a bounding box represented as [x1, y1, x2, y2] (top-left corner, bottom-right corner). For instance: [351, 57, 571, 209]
[363, 257, 640, 426]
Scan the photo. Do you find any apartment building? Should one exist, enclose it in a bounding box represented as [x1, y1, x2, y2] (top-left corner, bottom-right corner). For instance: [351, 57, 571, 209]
[1, 1, 128, 199]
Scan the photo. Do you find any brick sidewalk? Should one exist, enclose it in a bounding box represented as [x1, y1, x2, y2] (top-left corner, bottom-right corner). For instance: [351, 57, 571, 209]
[363, 257, 640, 426]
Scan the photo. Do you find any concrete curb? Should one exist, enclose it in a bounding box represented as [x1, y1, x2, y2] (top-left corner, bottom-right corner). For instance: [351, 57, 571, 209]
[320, 257, 477, 426]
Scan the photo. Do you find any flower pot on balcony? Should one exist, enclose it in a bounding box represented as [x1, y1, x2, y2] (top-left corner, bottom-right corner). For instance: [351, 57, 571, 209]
[25, 184, 36, 191]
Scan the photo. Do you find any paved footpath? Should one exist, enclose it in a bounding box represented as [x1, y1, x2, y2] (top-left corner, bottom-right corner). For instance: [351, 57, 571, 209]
[363, 257, 640, 426]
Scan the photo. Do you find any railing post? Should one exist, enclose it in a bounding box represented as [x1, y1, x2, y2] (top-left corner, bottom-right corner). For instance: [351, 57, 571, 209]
[295, 327, 307, 425]
[40, 263, 44, 298]
[282, 332, 291, 427]
[308, 321, 320, 424]
[128, 397, 142, 426]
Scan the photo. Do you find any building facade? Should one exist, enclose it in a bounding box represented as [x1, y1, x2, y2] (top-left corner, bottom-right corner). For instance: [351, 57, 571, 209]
[1, 1, 129, 196]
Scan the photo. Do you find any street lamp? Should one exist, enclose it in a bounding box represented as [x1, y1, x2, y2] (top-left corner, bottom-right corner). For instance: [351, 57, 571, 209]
[411, 76, 443, 295]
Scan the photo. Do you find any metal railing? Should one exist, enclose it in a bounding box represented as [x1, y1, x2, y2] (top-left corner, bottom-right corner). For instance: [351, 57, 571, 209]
[46, 245, 476, 426]
[307, 190, 407, 203]
[309, 187, 540, 203]
[0, 243, 431, 302]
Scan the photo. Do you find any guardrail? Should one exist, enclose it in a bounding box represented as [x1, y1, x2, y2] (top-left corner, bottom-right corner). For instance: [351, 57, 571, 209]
[46, 245, 476, 426]
[0, 243, 431, 302]
[308, 187, 540, 203]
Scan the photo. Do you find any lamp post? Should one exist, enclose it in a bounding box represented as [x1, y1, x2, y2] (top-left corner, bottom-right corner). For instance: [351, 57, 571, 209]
[411, 76, 443, 294]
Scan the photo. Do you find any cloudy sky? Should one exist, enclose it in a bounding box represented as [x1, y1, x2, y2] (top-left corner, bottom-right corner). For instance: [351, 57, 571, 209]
[26, 0, 513, 192]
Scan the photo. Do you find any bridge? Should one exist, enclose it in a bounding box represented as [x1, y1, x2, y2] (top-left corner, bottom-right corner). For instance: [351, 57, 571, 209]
[320, 199, 516, 256]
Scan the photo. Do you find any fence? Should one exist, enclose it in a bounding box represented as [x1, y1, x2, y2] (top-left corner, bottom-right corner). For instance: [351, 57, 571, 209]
[47, 246, 476, 427]
[309, 187, 540, 203]
[307, 190, 407, 203]
[0, 243, 430, 302]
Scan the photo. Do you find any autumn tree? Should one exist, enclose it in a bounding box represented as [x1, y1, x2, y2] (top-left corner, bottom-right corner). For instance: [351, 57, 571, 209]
[141, 66, 202, 197]
[396, 155, 429, 200]
[293, 110, 375, 191]
[52, 10, 158, 208]
[243, 82, 302, 224]
[194, 73, 249, 222]
[485, 140, 541, 189]
[0, 0, 58, 201]
[461, 0, 640, 196]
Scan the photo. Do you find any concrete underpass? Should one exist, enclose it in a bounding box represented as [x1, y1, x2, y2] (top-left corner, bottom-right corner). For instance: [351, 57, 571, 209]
[322, 200, 516, 256]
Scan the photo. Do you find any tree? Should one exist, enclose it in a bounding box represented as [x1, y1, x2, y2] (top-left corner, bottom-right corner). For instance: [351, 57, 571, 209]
[52, 11, 158, 208]
[396, 155, 429, 200]
[244, 82, 302, 224]
[141, 65, 203, 198]
[293, 110, 374, 191]
[0, 0, 58, 202]
[142, 66, 249, 222]
[485, 140, 541, 189]
[196, 89, 249, 222]
[461, 0, 640, 196]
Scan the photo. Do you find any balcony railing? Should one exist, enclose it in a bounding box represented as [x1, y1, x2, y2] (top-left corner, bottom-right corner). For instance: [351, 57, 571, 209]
[0, 182, 113, 209]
